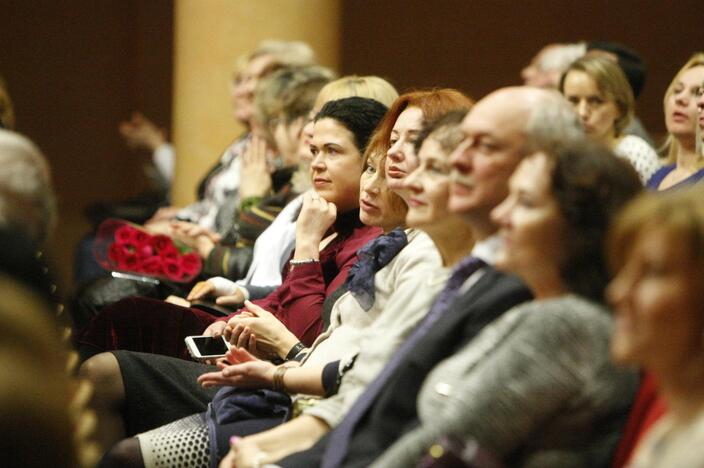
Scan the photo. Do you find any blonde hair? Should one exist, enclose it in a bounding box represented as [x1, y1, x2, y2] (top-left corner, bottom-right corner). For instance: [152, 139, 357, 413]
[315, 75, 399, 109]
[662, 52, 704, 164]
[559, 55, 635, 137]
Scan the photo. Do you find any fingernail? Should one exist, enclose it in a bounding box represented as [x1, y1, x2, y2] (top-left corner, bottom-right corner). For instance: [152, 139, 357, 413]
[230, 436, 241, 446]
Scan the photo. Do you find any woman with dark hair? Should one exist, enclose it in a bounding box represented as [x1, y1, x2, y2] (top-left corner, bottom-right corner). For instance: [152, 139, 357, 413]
[373, 139, 642, 467]
[79, 97, 387, 457]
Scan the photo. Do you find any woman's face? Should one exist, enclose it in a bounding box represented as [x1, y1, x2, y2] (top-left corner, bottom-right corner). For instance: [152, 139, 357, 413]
[229, 54, 277, 125]
[491, 153, 567, 284]
[664, 65, 704, 138]
[403, 134, 453, 229]
[608, 227, 704, 369]
[563, 70, 621, 143]
[386, 106, 424, 195]
[309, 117, 364, 213]
[359, 154, 406, 231]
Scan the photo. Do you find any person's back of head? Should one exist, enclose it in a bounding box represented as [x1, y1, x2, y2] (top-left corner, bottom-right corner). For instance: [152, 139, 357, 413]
[250, 39, 317, 68]
[315, 75, 399, 109]
[0, 130, 56, 245]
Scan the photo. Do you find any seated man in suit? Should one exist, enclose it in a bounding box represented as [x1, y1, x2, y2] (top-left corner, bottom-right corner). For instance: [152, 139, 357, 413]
[221, 86, 584, 467]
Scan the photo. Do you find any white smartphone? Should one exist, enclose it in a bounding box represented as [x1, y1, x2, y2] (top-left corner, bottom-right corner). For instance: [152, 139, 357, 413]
[184, 335, 231, 361]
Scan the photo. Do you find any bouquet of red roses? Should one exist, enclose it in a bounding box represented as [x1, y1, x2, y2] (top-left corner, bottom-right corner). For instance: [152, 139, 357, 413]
[93, 219, 202, 282]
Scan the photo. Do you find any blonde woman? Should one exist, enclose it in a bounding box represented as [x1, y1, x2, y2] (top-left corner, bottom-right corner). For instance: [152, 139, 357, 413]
[647, 53, 704, 190]
[560, 55, 659, 184]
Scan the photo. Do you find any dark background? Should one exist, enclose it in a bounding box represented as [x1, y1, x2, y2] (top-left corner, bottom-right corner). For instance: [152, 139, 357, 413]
[0, 0, 700, 289]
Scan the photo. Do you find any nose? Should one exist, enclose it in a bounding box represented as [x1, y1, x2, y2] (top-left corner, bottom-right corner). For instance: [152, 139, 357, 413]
[402, 166, 423, 194]
[387, 138, 404, 163]
[577, 100, 590, 120]
[449, 139, 472, 173]
[490, 195, 512, 228]
[311, 151, 326, 171]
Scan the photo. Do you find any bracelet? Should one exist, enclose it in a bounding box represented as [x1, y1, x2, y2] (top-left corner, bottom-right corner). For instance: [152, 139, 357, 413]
[272, 366, 289, 392]
[289, 258, 319, 271]
[285, 342, 306, 361]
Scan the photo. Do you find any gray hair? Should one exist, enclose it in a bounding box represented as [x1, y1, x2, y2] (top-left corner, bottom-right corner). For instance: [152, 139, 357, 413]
[525, 89, 586, 153]
[250, 39, 317, 68]
[538, 42, 586, 74]
[255, 64, 335, 127]
[0, 130, 56, 245]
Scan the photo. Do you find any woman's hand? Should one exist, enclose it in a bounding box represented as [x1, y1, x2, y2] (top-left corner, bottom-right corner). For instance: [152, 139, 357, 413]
[187, 280, 216, 301]
[220, 436, 270, 468]
[215, 288, 246, 306]
[169, 221, 221, 251]
[239, 135, 273, 199]
[203, 320, 228, 338]
[164, 295, 191, 307]
[118, 112, 166, 152]
[224, 301, 300, 359]
[293, 190, 338, 260]
[197, 347, 276, 389]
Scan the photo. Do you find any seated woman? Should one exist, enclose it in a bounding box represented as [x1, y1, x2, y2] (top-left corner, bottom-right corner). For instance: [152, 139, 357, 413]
[647, 52, 704, 191]
[560, 55, 660, 184]
[76, 76, 399, 361]
[104, 96, 473, 468]
[364, 140, 642, 467]
[607, 185, 704, 467]
[79, 97, 387, 454]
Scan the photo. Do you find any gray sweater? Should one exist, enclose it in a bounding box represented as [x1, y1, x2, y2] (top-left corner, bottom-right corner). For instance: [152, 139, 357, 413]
[373, 295, 638, 468]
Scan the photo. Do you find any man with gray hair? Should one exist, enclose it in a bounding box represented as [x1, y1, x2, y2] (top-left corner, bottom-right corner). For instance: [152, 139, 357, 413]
[521, 43, 586, 89]
[0, 129, 56, 246]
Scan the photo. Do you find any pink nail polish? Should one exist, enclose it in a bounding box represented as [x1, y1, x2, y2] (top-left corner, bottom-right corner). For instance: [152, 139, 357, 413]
[230, 436, 241, 446]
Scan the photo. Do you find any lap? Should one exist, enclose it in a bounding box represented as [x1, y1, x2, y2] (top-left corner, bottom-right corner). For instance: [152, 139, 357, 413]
[113, 350, 218, 435]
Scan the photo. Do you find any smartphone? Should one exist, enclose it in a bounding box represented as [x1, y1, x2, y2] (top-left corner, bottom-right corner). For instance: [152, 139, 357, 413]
[184, 335, 231, 361]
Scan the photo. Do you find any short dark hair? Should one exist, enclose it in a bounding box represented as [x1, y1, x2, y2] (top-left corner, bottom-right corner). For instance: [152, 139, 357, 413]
[546, 139, 642, 303]
[414, 109, 468, 155]
[315, 97, 388, 154]
[587, 41, 646, 98]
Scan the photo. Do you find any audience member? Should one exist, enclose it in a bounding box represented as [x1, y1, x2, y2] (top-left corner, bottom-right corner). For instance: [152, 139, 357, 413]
[647, 53, 704, 190]
[608, 185, 704, 467]
[559, 55, 659, 183]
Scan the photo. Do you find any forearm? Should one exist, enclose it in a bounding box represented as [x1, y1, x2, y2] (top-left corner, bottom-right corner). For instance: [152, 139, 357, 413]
[280, 363, 326, 396]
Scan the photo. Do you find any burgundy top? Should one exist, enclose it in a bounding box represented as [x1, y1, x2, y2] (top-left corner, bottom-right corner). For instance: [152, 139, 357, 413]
[218, 209, 381, 346]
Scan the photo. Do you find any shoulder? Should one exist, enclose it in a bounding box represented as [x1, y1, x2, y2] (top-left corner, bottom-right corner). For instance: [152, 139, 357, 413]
[616, 135, 659, 159]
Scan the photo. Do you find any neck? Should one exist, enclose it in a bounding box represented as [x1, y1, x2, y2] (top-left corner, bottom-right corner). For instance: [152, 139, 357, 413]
[382, 223, 404, 234]
[604, 130, 621, 150]
[524, 267, 565, 300]
[676, 138, 701, 171]
[424, 217, 474, 267]
[465, 212, 498, 243]
[652, 356, 704, 423]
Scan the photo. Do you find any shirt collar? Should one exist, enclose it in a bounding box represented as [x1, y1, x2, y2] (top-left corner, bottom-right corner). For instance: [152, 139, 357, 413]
[470, 233, 502, 267]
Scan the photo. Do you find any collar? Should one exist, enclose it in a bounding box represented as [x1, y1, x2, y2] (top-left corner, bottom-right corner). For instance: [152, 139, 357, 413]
[470, 233, 502, 267]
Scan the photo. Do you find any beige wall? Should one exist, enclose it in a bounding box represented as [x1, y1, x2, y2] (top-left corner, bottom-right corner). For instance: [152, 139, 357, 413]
[171, 0, 341, 206]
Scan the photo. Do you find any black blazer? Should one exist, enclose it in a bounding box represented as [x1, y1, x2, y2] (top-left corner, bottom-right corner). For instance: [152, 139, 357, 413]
[278, 267, 533, 468]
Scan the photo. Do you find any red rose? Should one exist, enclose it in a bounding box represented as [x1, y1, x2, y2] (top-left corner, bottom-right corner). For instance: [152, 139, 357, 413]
[141, 256, 164, 275]
[163, 258, 184, 281]
[108, 243, 125, 263]
[138, 244, 155, 258]
[133, 229, 150, 246]
[150, 235, 173, 253]
[115, 225, 138, 245]
[159, 244, 179, 259]
[179, 253, 202, 277]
